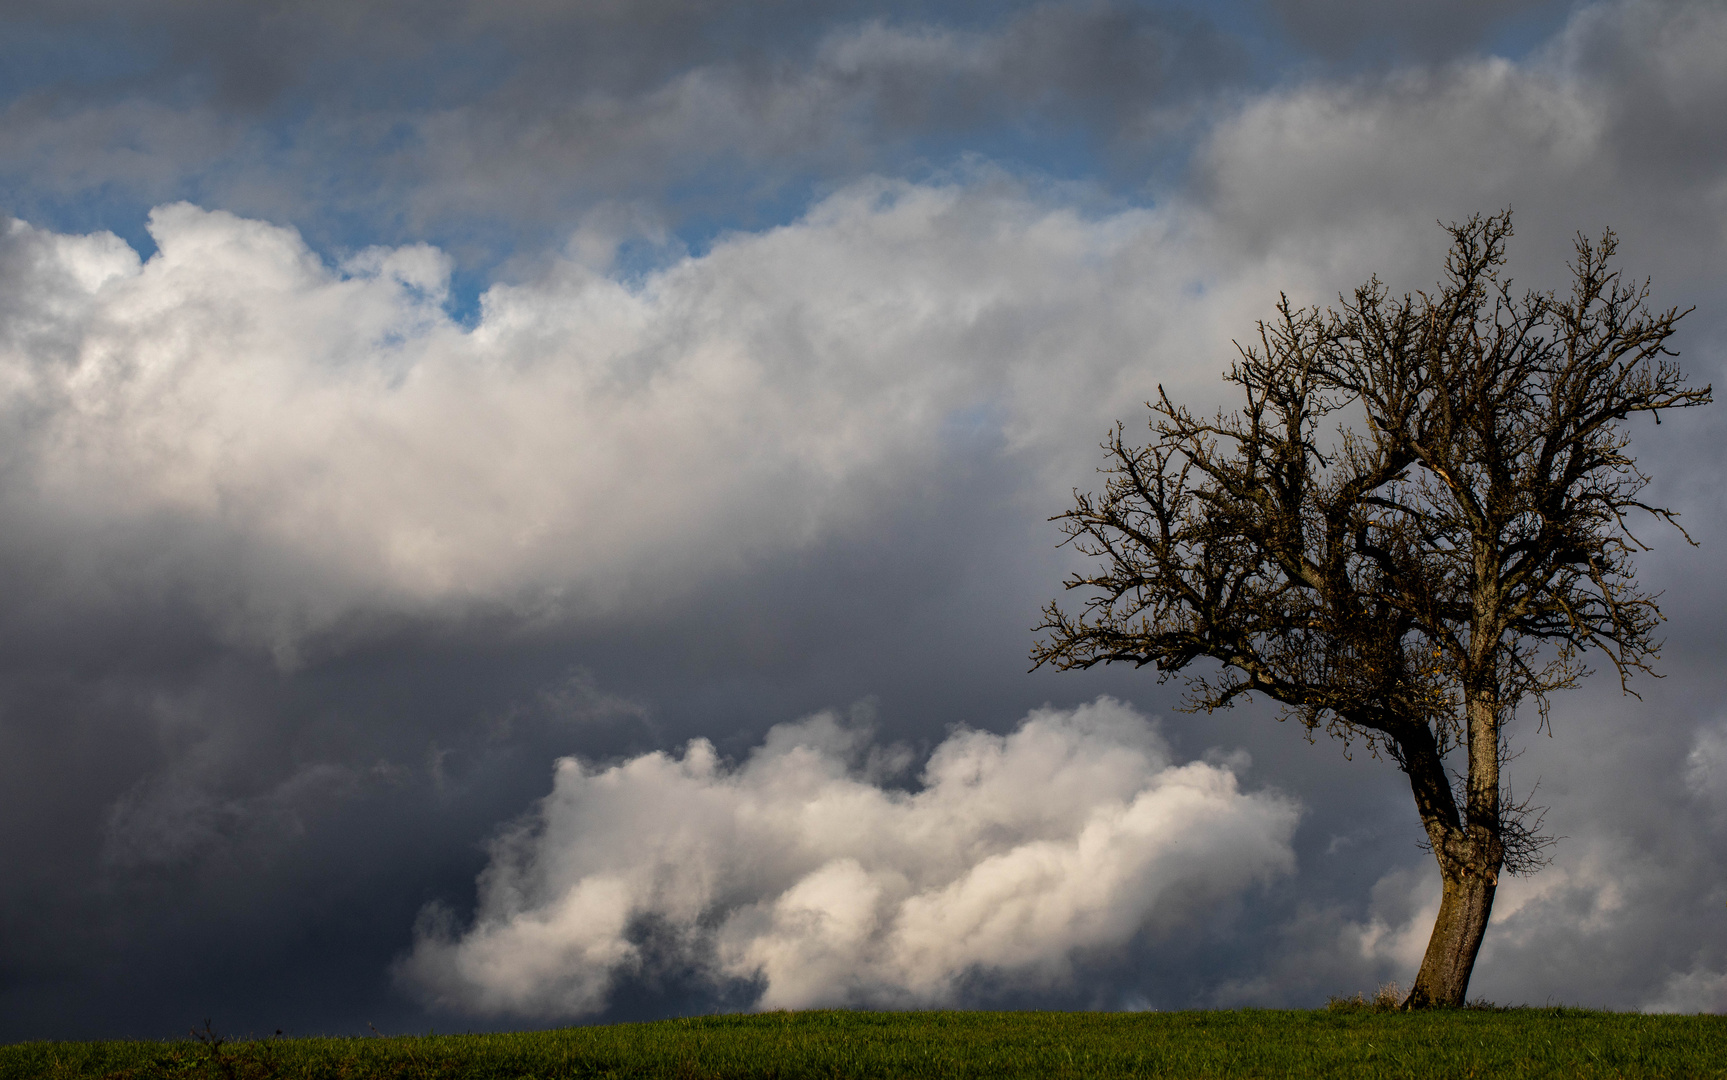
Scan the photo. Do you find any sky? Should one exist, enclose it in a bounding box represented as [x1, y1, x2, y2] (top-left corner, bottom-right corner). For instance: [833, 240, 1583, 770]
[1, 0, 1725, 1040]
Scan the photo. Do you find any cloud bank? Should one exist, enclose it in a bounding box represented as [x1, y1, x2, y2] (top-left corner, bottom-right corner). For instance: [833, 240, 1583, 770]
[399, 697, 1299, 1017]
[0, 179, 1276, 660]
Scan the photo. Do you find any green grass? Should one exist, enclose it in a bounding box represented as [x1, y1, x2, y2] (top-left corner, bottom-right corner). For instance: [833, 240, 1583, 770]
[4, 1008, 1725, 1079]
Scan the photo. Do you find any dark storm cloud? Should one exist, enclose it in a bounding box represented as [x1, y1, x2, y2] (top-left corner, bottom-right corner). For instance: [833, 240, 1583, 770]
[0, 0, 1230, 114]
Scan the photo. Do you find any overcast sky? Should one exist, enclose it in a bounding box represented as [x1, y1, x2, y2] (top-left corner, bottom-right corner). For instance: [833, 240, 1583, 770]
[2, 0, 1725, 1040]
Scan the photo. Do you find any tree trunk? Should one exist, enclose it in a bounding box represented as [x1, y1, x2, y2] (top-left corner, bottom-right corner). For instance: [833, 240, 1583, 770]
[1400, 634, 1505, 1009]
[1403, 863, 1497, 1008]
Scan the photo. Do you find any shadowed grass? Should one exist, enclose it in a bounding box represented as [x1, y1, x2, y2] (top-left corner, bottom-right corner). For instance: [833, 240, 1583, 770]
[5, 1007, 1726, 1078]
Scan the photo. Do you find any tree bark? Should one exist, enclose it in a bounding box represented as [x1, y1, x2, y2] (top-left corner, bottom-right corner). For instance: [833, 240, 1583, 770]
[1392, 720, 1501, 1008]
[1399, 636, 1506, 1008]
[1404, 860, 1497, 1008]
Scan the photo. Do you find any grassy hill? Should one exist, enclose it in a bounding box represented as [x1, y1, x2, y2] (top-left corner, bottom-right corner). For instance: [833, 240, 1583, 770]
[5, 1007, 1725, 1079]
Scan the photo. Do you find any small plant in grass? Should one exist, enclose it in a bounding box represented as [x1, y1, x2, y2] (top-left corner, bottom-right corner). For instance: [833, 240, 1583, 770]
[180, 1021, 279, 1080]
[1326, 982, 1406, 1013]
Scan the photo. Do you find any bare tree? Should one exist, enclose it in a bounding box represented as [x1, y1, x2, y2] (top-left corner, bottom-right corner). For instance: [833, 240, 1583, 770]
[1032, 213, 1709, 1007]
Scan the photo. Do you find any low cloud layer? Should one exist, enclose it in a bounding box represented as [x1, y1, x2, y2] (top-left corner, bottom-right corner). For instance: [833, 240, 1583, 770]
[400, 698, 1299, 1017]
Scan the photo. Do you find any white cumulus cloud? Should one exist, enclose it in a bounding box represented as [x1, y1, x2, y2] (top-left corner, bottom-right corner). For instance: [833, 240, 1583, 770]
[397, 696, 1299, 1017]
[0, 182, 1255, 659]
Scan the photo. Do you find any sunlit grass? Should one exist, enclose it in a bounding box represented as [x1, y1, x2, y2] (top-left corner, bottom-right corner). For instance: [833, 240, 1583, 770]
[5, 1007, 1725, 1078]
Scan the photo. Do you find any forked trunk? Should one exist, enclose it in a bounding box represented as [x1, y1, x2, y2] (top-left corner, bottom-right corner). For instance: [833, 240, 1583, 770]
[1403, 864, 1496, 1008]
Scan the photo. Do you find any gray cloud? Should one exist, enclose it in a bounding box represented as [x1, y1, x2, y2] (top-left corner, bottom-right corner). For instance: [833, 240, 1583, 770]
[1196, 0, 1727, 282]
[0, 2, 1246, 257]
[1266, 0, 1573, 63]
[0, 0, 1608, 267]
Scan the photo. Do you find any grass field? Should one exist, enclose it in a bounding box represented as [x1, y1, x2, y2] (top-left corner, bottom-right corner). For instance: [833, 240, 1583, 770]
[4, 1007, 1725, 1079]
